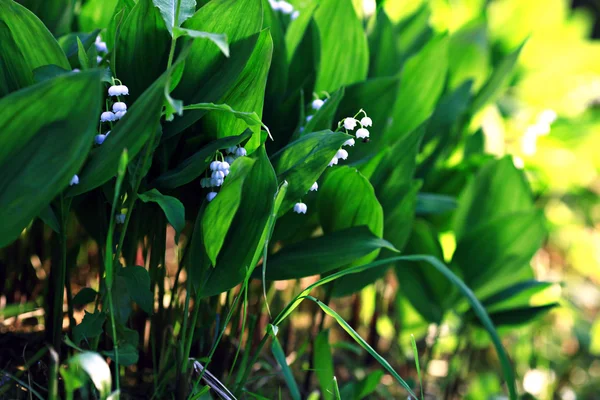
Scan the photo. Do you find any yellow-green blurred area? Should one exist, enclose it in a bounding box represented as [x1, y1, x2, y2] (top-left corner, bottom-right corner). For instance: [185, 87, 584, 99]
[351, 0, 600, 398]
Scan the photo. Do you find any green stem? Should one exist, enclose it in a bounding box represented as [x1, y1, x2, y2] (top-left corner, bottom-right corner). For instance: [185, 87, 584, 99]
[106, 286, 120, 392]
[234, 332, 270, 395]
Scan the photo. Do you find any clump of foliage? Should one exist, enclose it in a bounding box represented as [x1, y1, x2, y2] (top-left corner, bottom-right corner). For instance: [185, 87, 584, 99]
[2, 0, 585, 399]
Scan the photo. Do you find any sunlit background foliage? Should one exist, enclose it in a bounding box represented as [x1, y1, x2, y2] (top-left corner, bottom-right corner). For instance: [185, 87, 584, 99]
[0, 0, 599, 399]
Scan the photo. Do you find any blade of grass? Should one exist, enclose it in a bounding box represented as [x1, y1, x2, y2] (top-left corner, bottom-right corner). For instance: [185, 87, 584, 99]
[411, 334, 424, 400]
[270, 336, 301, 400]
[271, 255, 518, 400]
[332, 377, 341, 400]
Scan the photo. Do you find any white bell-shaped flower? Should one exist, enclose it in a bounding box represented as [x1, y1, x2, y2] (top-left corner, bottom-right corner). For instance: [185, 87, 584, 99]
[343, 138, 355, 147]
[343, 118, 358, 130]
[328, 156, 339, 167]
[95, 36, 108, 53]
[212, 170, 225, 180]
[211, 177, 224, 187]
[311, 99, 325, 110]
[95, 134, 107, 145]
[291, 10, 300, 20]
[114, 111, 127, 120]
[97, 56, 103, 64]
[210, 161, 221, 171]
[217, 161, 230, 171]
[200, 178, 209, 188]
[360, 116, 373, 127]
[69, 175, 79, 186]
[226, 146, 237, 154]
[108, 85, 129, 97]
[356, 128, 370, 139]
[113, 102, 127, 113]
[310, 182, 318, 191]
[293, 202, 307, 214]
[235, 147, 247, 157]
[336, 149, 349, 160]
[116, 213, 126, 224]
[306, 115, 313, 123]
[207, 192, 218, 202]
[72, 68, 80, 73]
[278, 1, 294, 14]
[100, 111, 116, 122]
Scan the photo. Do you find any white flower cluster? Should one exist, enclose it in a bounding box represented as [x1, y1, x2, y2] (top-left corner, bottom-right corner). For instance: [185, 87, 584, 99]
[268, 0, 299, 19]
[95, 35, 107, 65]
[99, 84, 129, 124]
[293, 110, 374, 215]
[202, 146, 248, 202]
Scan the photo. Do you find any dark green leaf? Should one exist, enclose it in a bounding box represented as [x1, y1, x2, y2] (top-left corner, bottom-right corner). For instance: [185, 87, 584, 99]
[415, 193, 458, 215]
[367, 9, 400, 78]
[102, 343, 139, 366]
[68, 73, 168, 196]
[58, 30, 100, 68]
[120, 265, 153, 314]
[153, 0, 196, 34]
[271, 130, 350, 214]
[470, 42, 524, 114]
[482, 280, 555, 311]
[484, 304, 559, 329]
[261, 0, 287, 105]
[33, 65, 71, 83]
[79, 0, 119, 31]
[0, 70, 102, 248]
[383, 35, 448, 143]
[314, 329, 335, 400]
[138, 189, 185, 244]
[38, 205, 60, 233]
[72, 288, 99, 307]
[303, 87, 345, 134]
[73, 311, 106, 345]
[115, 0, 171, 101]
[256, 226, 398, 281]
[200, 146, 277, 297]
[77, 37, 90, 69]
[354, 370, 384, 400]
[153, 130, 252, 189]
[0, 0, 70, 96]
[448, 24, 489, 91]
[15, 0, 74, 36]
[313, 0, 368, 92]
[173, 27, 229, 56]
[201, 28, 272, 153]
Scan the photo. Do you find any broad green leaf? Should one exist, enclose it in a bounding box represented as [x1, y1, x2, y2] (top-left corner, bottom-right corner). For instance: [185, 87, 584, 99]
[72, 287, 99, 307]
[313, 0, 369, 92]
[15, 0, 74, 36]
[73, 311, 106, 345]
[200, 146, 277, 297]
[33, 65, 70, 83]
[314, 330, 335, 400]
[202, 157, 254, 266]
[138, 189, 185, 244]
[485, 304, 559, 329]
[448, 24, 490, 91]
[334, 76, 399, 158]
[284, 2, 317, 60]
[165, 0, 263, 136]
[270, 130, 350, 214]
[183, 103, 270, 136]
[63, 352, 112, 400]
[256, 226, 398, 281]
[353, 370, 384, 400]
[115, 0, 171, 101]
[152, 130, 252, 189]
[317, 167, 384, 281]
[173, 27, 229, 56]
[0, 70, 102, 248]
[0, 0, 70, 96]
[102, 343, 139, 366]
[79, 0, 119, 31]
[105, 0, 136, 52]
[271, 336, 301, 400]
[153, 0, 196, 34]
[68, 73, 168, 196]
[38, 204, 60, 233]
[303, 87, 345, 134]
[482, 280, 555, 312]
[453, 156, 536, 240]
[396, 220, 452, 323]
[58, 30, 100, 68]
[202, 28, 273, 153]
[261, 0, 287, 105]
[77, 37, 90, 70]
[415, 193, 458, 215]
[470, 42, 524, 114]
[384, 35, 449, 143]
[367, 9, 400, 78]
[120, 265, 154, 314]
[453, 211, 546, 299]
